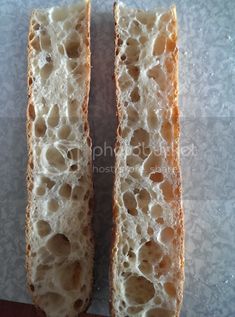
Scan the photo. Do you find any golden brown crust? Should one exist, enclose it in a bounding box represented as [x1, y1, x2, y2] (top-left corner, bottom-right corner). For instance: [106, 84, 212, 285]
[110, 3, 184, 317]
[25, 2, 93, 314]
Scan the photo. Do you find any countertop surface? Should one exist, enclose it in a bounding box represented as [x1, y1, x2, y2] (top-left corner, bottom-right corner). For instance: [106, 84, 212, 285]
[0, 0, 235, 316]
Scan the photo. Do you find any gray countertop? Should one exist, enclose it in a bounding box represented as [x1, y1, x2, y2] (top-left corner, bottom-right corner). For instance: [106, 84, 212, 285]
[0, 0, 235, 316]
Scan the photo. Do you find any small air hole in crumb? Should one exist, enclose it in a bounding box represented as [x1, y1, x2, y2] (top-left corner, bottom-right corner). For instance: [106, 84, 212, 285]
[65, 36, 81, 58]
[150, 172, 164, 183]
[160, 227, 174, 243]
[36, 220, 51, 237]
[123, 191, 137, 216]
[58, 125, 71, 139]
[164, 282, 176, 297]
[48, 199, 59, 212]
[34, 117, 47, 137]
[130, 87, 140, 102]
[74, 299, 83, 311]
[156, 217, 164, 224]
[59, 183, 71, 199]
[28, 103, 35, 121]
[46, 147, 66, 171]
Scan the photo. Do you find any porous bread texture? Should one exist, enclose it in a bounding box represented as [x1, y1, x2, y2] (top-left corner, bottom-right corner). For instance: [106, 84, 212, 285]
[111, 2, 184, 317]
[26, 1, 93, 317]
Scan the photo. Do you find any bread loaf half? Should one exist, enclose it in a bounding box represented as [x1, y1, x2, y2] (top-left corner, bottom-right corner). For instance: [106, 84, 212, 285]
[26, 1, 93, 316]
[111, 2, 184, 317]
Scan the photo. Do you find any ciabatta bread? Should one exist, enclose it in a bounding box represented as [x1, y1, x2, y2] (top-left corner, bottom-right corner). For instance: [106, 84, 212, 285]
[26, 1, 93, 316]
[111, 2, 184, 317]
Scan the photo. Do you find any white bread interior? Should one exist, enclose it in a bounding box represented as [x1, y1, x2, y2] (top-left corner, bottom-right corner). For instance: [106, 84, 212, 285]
[26, 1, 93, 316]
[111, 2, 184, 317]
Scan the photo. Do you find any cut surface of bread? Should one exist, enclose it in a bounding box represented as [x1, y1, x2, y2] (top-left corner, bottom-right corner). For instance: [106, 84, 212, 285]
[111, 2, 184, 317]
[26, 1, 93, 316]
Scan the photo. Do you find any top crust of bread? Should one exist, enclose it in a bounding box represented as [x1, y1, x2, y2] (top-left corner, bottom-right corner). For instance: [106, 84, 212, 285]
[111, 2, 184, 317]
[26, 1, 93, 316]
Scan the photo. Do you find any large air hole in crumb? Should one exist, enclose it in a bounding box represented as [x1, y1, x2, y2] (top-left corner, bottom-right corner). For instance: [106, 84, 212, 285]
[148, 65, 166, 91]
[130, 128, 149, 147]
[161, 121, 172, 143]
[130, 87, 140, 102]
[36, 220, 51, 237]
[40, 34, 51, 51]
[47, 104, 60, 127]
[40, 62, 53, 80]
[137, 189, 150, 214]
[124, 275, 155, 305]
[34, 117, 47, 137]
[143, 152, 161, 175]
[139, 240, 163, 265]
[123, 191, 137, 216]
[58, 261, 81, 290]
[160, 180, 174, 202]
[46, 234, 71, 256]
[160, 227, 174, 243]
[48, 199, 59, 212]
[127, 65, 140, 80]
[146, 307, 174, 317]
[46, 147, 66, 171]
[51, 7, 68, 21]
[65, 33, 81, 58]
[153, 34, 166, 56]
[38, 292, 64, 311]
[59, 183, 71, 199]
[147, 108, 158, 129]
[164, 282, 176, 297]
[58, 125, 71, 139]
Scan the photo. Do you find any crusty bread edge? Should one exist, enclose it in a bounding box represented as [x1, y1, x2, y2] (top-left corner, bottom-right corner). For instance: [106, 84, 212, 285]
[110, 3, 184, 317]
[25, 1, 94, 314]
